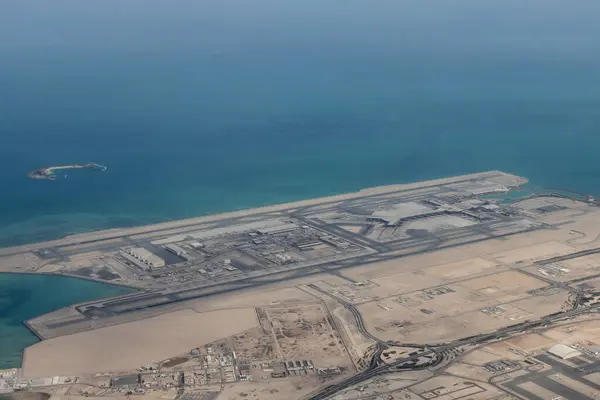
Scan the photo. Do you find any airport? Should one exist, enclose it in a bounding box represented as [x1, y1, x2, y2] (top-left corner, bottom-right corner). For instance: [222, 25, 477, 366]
[4, 171, 535, 337]
[5, 171, 600, 399]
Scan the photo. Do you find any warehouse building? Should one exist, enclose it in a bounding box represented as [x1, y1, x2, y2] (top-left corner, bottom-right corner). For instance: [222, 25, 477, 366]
[122, 247, 165, 270]
[547, 344, 581, 360]
[164, 243, 192, 261]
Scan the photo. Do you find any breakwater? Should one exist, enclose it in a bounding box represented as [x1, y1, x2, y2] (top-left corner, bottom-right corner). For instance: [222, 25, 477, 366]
[27, 163, 107, 180]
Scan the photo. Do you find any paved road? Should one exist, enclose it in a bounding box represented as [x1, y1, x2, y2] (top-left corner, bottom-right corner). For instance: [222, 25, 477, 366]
[306, 284, 384, 345]
[306, 305, 600, 399]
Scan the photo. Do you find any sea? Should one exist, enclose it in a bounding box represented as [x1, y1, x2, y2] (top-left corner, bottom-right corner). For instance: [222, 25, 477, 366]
[1, 0, 600, 367]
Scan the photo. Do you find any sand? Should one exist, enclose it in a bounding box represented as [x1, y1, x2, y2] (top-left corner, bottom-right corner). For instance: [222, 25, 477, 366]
[22, 308, 258, 377]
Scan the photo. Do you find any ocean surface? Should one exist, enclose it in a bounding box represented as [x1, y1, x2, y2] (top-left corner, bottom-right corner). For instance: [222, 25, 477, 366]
[1, 0, 600, 367]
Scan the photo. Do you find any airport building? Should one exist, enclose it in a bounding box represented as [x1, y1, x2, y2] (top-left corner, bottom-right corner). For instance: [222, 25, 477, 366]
[370, 202, 435, 226]
[547, 344, 581, 360]
[122, 247, 165, 270]
[165, 243, 186, 256]
[164, 243, 192, 261]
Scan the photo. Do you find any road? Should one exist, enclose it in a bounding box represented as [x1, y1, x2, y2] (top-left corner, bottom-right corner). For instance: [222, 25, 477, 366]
[306, 283, 392, 371]
[306, 284, 383, 345]
[306, 303, 600, 399]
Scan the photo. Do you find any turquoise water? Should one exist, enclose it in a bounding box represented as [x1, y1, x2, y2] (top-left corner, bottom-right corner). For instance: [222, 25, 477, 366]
[1, 0, 600, 367]
[0, 274, 133, 368]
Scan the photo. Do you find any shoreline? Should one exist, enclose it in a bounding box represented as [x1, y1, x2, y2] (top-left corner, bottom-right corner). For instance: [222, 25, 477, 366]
[0, 272, 139, 369]
[0, 170, 529, 365]
[0, 270, 141, 290]
[8, 170, 600, 376]
[1, 170, 522, 256]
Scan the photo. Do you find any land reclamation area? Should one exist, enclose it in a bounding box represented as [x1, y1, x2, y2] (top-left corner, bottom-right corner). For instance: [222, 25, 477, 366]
[3, 171, 600, 400]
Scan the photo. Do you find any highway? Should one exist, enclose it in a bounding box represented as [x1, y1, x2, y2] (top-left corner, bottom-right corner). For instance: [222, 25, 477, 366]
[305, 283, 391, 371]
[306, 284, 383, 345]
[305, 302, 600, 399]
[305, 282, 440, 370]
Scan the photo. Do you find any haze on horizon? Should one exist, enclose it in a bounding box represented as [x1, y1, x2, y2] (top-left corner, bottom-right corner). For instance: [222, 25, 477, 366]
[0, 0, 599, 242]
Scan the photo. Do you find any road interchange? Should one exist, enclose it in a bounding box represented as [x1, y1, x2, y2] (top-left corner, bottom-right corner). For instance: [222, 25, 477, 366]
[306, 301, 600, 399]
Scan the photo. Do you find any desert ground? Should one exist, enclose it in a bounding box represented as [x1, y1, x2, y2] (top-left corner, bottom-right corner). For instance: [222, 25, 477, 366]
[22, 308, 258, 377]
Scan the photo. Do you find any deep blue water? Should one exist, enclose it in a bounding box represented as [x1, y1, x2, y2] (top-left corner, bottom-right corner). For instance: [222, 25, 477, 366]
[1, 0, 600, 367]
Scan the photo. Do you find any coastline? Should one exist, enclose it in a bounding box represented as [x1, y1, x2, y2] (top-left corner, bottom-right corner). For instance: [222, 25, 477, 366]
[6, 169, 600, 378]
[0, 272, 136, 369]
[0, 270, 142, 341]
[0, 170, 522, 256]
[0, 270, 141, 290]
[0, 171, 527, 344]
[16, 273, 140, 341]
[22, 320, 44, 341]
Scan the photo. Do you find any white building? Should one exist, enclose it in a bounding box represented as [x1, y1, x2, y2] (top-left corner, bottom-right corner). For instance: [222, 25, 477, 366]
[370, 202, 434, 226]
[122, 247, 165, 270]
[547, 344, 581, 360]
[165, 243, 187, 256]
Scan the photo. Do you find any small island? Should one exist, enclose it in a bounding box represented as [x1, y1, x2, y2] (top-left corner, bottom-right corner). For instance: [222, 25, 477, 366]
[28, 163, 107, 180]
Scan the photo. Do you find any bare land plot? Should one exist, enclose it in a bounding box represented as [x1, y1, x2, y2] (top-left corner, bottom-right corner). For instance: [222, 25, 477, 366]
[451, 230, 571, 258]
[265, 304, 348, 366]
[329, 370, 433, 400]
[488, 242, 577, 265]
[340, 247, 472, 281]
[525, 255, 600, 283]
[408, 375, 505, 400]
[340, 230, 586, 285]
[422, 257, 503, 281]
[358, 271, 558, 343]
[234, 303, 351, 368]
[22, 308, 258, 377]
[0, 253, 44, 272]
[216, 374, 345, 400]
[503, 332, 557, 354]
[233, 326, 278, 362]
[319, 259, 513, 304]
[455, 271, 547, 300]
[538, 319, 600, 344]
